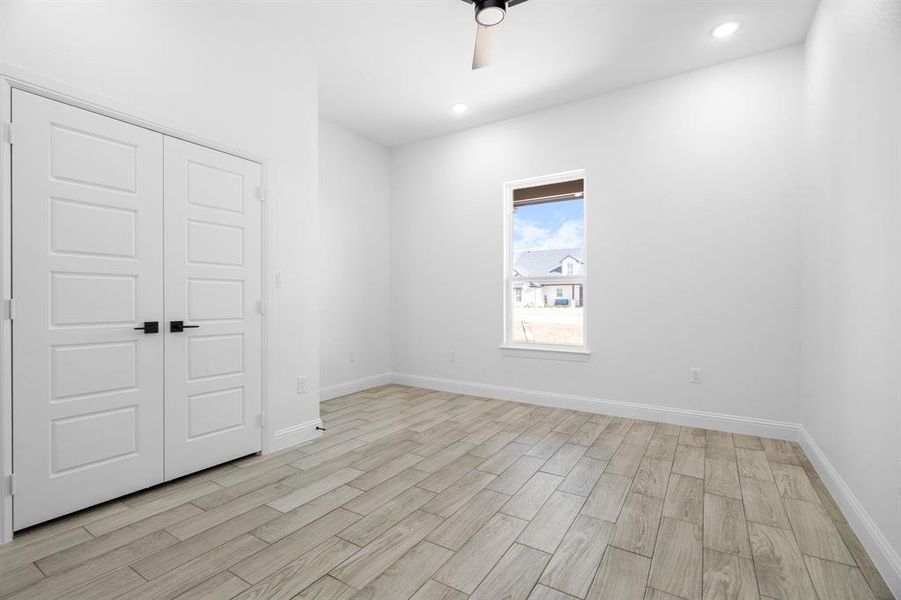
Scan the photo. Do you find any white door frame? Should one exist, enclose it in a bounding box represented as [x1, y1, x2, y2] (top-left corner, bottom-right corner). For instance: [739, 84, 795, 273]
[0, 65, 274, 544]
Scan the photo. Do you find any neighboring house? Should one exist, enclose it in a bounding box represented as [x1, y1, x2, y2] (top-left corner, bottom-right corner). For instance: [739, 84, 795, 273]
[513, 248, 584, 307]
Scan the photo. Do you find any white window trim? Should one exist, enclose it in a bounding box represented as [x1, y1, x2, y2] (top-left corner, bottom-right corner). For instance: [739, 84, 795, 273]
[502, 169, 589, 356]
[499, 345, 591, 362]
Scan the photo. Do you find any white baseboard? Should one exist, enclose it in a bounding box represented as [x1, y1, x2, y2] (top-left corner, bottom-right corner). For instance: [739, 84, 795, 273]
[320, 373, 393, 402]
[800, 426, 901, 598]
[271, 418, 323, 452]
[390, 372, 800, 441]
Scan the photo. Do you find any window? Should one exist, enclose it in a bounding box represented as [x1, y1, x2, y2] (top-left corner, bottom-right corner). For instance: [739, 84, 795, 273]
[504, 172, 586, 350]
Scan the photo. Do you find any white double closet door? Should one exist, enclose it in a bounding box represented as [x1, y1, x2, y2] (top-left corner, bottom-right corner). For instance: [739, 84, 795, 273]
[11, 90, 263, 530]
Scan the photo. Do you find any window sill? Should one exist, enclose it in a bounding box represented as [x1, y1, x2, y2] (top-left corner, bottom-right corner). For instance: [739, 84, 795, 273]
[499, 345, 591, 362]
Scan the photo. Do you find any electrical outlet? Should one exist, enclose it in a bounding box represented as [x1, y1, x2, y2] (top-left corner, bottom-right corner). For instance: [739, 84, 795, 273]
[690, 368, 703, 384]
[296, 376, 307, 394]
[274, 271, 283, 288]
[450, 350, 456, 363]
[349, 349, 356, 363]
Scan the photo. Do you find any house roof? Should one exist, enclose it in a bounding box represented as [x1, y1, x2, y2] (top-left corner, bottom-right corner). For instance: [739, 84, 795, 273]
[513, 248, 584, 276]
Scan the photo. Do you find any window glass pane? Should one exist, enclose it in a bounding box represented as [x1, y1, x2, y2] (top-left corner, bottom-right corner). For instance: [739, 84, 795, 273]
[511, 283, 584, 346]
[512, 197, 584, 278]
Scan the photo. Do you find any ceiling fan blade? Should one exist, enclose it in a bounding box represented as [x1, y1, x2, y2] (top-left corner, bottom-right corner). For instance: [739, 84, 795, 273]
[472, 24, 498, 70]
[507, 0, 530, 5]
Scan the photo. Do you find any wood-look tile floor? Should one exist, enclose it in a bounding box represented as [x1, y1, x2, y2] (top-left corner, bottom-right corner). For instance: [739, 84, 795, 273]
[1, 385, 894, 600]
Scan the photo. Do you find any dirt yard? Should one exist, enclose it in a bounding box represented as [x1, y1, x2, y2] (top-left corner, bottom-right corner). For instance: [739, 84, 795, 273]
[512, 307, 584, 346]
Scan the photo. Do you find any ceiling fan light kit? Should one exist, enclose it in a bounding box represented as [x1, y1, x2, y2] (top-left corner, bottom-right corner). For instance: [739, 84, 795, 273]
[462, 0, 531, 70]
[475, 0, 507, 26]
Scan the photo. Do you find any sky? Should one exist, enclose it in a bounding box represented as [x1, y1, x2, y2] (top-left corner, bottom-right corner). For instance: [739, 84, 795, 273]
[513, 198, 584, 254]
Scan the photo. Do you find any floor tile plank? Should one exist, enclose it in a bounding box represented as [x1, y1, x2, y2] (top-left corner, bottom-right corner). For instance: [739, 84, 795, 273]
[702, 547, 758, 600]
[735, 448, 774, 482]
[530, 583, 580, 599]
[539, 514, 615, 598]
[268, 468, 363, 512]
[253, 485, 361, 543]
[433, 512, 528, 594]
[631, 457, 671, 499]
[233, 537, 359, 600]
[770, 463, 820, 504]
[231, 508, 361, 584]
[330, 510, 444, 589]
[63, 567, 147, 600]
[427, 489, 509, 551]
[748, 522, 818, 600]
[421, 469, 497, 518]
[541, 444, 588, 477]
[834, 521, 895, 600]
[559, 456, 608, 497]
[411, 579, 469, 600]
[501, 472, 563, 521]
[132, 504, 279, 580]
[125, 533, 267, 600]
[673, 445, 706, 479]
[662, 473, 704, 525]
[581, 473, 631, 522]
[290, 576, 356, 600]
[470, 543, 551, 600]
[648, 517, 703, 600]
[338, 486, 435, 547]
[6, 531, 179, 600]
[705, 458, 742, 499]
[517, 490, 585, 553]
[171, 571, 249, 600]
[611, 493, 663, 557]
[585, 546, 650, 600]
[703, 493, 751, 559]
[740, 478, 791, 529]
[353, 540, 453, 600]
[488, 455, 547, 495]
[803, 555, 876, 600]
[782, 497, 854, 565]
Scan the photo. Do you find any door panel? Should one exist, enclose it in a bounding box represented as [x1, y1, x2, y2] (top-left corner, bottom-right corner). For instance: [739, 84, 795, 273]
[164, 137, 262, 479]
[12, 90, 165, 530]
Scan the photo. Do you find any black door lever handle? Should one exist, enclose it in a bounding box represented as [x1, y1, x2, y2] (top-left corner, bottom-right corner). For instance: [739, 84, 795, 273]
[170, 320, 201, 333]
[134, 321, 159, 334]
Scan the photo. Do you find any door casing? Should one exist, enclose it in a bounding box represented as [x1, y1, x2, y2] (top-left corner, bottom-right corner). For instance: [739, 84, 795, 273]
[0, 66, 274, 544]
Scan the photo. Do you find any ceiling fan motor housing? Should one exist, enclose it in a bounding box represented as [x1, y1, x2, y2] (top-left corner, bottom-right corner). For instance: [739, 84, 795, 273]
[475, 0, 507, 26]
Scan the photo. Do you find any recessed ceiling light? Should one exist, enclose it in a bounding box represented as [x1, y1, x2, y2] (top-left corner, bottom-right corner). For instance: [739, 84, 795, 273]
[711, 21, 741, 39]
[451, 103, 468, 114]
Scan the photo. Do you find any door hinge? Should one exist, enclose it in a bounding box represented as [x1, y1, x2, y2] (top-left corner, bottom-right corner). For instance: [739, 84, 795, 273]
[257, 413, 266, 428]
[256, 300, 265, 315]
[8, 474, 16, 496]
[255, 187, 266, 202]
[2, 122, 12, 145]
[5, 299, 14, 321]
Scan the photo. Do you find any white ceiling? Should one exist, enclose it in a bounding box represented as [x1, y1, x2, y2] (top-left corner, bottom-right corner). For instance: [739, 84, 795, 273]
[302, 0, 818, 147]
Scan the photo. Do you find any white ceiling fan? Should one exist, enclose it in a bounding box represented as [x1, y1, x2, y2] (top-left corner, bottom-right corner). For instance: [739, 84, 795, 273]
[460, 0, 531, 69]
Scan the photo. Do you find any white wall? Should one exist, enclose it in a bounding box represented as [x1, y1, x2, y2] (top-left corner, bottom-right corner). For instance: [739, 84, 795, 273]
[319, 120, 391, 395]
[391, 47, 804, 426]
[801, 0, 901, 589]
[0, 2, 322, 448]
